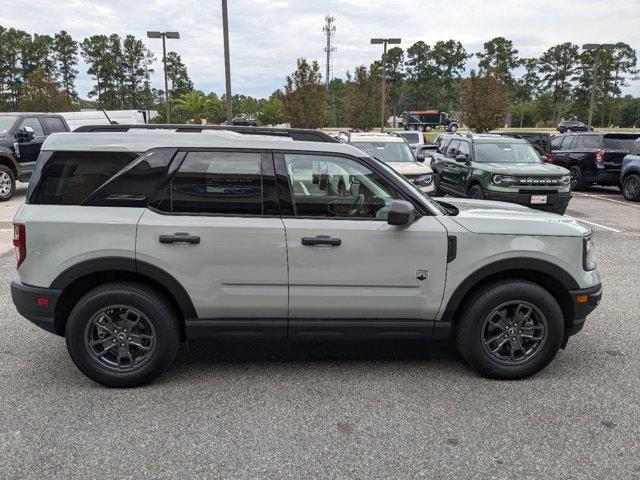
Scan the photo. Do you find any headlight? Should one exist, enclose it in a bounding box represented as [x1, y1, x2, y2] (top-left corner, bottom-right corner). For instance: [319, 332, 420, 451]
[412, 174, 433, 187]
[583, 235, 595, 271]
[560, 176, 571, 186]
[491, 175, 518, 186]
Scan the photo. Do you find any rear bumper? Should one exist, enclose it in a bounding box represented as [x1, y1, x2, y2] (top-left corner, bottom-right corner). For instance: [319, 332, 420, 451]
[10, 280, 62, 335]
[484, 190, 572, 213]
[595, 169, 621, 186]
[564, 283, 602, 340]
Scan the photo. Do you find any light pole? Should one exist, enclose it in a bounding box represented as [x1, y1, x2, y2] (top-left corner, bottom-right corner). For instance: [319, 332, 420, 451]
[222, 0, 233, 124]
[371, 38, 400, 132]
[582, 43, 615, 129]
[147, 31, 180, 123]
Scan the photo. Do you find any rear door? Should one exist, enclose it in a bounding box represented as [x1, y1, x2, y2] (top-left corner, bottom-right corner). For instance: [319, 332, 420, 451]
[136, 149, 288, 325]
[276, 151, 448, 325]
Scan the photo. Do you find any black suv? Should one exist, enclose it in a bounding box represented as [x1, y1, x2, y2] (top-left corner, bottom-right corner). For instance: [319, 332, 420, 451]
[492, 132, 552, 160]
[549, 132, 640, 190]
[0, 113, 69, 201]
[556, 120, 591, 134]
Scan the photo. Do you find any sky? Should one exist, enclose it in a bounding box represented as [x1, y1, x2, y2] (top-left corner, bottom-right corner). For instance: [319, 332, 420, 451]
[1, 0, 639, 100]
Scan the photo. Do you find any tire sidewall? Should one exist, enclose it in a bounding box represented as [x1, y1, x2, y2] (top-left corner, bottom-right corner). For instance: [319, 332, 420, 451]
[468, 185, 483, 199]
[456, 281, 564, 379]
[622, 174, 640, 201]
[0, 165, 16, 202]
[65, 284, 179, 387]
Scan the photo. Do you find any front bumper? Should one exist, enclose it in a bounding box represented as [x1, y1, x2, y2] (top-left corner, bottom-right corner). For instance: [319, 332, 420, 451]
[483, 190, 572, 213]
[562, 283, 602, 345]
[11, 280, 62, 335]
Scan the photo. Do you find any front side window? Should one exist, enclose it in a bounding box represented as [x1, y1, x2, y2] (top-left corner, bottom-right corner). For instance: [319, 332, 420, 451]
[159, 151, 263, 215]
[474, 143, 542, 164]
[458, 141, 471, 157]
[19, 117, 45, 136]
[284, 153, 398, 220]
[446, 140, 460, 158]
[350, 141, 415, 163]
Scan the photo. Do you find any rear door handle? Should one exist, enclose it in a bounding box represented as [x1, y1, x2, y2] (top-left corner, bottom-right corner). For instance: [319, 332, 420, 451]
[301, 235, 341, 246]
[159, 233, 201, 245]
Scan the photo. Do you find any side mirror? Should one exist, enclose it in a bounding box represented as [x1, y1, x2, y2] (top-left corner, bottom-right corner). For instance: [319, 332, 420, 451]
[416, 153, 425, 162]
[455, 154, 468, 163]
[16, 126, 35, 143]
[387, 200, 417, 226]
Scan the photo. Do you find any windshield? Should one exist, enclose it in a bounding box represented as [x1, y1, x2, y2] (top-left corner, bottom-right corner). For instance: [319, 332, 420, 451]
[398, 132, 421, 144]
[0, 116, 18, 134]
[475, 142, 542, 164]
[351, 141, 415, 163]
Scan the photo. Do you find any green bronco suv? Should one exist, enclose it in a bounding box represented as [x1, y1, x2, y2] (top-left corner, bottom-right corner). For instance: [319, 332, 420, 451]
[432, 134, 572, 214]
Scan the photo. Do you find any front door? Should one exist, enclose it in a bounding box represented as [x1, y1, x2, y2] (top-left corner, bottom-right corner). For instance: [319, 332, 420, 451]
[277, 152, 448, 321]
[136, 150, 288, 322]
[15, 117, 46, 165]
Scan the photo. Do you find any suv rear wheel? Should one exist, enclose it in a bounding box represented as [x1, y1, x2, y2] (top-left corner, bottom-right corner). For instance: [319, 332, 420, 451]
[622, 174, 640, 202]
[65, 282, 180, 387]
[455, 280, 564, 380]
[0, 165, 16, 202]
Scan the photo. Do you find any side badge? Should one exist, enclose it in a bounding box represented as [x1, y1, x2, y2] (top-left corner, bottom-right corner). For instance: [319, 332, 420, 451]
[416, 269, 429, 281]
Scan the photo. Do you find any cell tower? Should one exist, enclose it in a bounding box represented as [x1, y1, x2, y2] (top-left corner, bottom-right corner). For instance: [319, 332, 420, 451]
[323, 15, 336, 86]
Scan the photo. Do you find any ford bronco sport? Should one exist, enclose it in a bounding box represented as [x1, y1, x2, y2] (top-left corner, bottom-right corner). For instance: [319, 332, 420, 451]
[11, 125, 601, 387]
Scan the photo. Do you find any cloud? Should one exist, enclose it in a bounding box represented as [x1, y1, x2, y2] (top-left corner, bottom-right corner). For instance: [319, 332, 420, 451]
[0, 0, 638, 99]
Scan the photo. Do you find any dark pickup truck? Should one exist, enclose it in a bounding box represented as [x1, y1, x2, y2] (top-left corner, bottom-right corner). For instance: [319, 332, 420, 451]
[549, 132, 640, 190]
[0, 112, 70, 201]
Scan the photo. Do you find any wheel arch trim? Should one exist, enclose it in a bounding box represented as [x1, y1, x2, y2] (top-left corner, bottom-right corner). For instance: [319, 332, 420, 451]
[439, 258, 580, 324]
[49, 257, 197, 319]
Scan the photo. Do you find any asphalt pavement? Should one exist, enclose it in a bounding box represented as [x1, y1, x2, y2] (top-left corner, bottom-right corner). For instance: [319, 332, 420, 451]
[1, 188, 639, 479]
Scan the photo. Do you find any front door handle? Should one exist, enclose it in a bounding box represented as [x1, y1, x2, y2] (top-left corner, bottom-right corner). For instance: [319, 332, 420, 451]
[301, 235, 341, 246]
[159, 233, 201, 245]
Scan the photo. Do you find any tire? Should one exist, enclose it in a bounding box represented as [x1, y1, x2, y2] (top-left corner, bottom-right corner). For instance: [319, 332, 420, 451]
[468, 184, 484, 199]
[455, 280, 564, 380]
[449, 124, 458, 133]
[417, 125, 425, 132]
[569, 166, 585, 191]
[0, 165, 16, 202]
[408, 125, 416, 131]
[622, 173, 640, 202]
[65, 282, 180, 388]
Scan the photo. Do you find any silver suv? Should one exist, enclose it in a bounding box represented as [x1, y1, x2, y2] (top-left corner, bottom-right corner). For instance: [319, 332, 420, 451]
[10, 125, 602, 387]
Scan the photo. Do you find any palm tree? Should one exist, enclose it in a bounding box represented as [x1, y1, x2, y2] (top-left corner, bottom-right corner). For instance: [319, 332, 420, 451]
[172, 91, 211, 124]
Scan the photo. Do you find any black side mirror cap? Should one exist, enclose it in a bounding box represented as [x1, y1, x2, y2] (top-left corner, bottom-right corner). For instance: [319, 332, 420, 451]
[15, 126, 35, 143]
[387, 200, 417, 226]
[455, 154, 468, 163]
[416, 153, 425, 162]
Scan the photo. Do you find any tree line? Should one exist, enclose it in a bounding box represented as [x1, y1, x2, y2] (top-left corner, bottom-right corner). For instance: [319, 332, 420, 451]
[1, 26, 638, 130]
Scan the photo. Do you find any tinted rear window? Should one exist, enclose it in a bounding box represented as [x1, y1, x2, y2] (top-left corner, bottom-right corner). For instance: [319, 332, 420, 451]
[604, 136, 639, 150]
[29, 151, 139, 205]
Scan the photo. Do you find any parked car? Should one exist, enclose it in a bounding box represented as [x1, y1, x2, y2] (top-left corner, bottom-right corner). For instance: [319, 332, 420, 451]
[346, 132, 434, 193]
[621, 138, 640, 202]
[549, 132, 640, 190]
[556, 120, 592, 134]
[491, 131, 552, 160]
[393, 131, 437, 158]
[10, 125, 601, 386]
[402, 110, 459, 132]
[58, 109, 154, 130]
[431, 134, 572, 214]
[0, 112, 69, 201]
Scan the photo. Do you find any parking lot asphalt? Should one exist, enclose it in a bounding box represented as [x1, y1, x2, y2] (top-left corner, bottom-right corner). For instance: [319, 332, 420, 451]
[1, 189, 639, 479]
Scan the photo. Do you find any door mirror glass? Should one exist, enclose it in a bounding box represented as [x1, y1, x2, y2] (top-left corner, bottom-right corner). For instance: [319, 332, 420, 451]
[455, 154, 468, 163]
[387, 200, 417, 226]
[15, 126, 35, 143]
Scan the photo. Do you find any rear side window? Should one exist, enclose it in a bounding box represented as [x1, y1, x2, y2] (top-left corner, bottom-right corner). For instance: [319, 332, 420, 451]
[155, 151, 263, 215]
[29, 151, 139, 205]
[561, 136, 576, 149]
[577, 135, 602, 149]
[42, 117, 67, 133]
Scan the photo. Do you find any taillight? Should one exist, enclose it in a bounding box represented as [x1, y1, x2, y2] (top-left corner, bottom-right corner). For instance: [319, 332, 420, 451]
[13, 223, 26, 268]
[596, 149, 605, 163]
[546, 152, 554, 163]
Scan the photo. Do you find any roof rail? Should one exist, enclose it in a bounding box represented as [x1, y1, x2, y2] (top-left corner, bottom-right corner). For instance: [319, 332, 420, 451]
[72, 124, 339, 143]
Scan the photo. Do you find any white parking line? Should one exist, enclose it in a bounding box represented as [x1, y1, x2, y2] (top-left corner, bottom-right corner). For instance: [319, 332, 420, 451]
[573, 192, 640, 209]
[565, 215, 621, 233]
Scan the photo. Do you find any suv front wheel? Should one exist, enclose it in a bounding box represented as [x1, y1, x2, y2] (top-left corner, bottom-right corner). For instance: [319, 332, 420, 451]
[65, 282, 181, 387]
[455, 280, 564, 380]
[0, 165, 16, 201]
[622, 174, 640, 202]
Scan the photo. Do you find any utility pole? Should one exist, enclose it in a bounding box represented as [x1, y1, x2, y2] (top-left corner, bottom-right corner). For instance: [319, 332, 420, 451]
[371, 38, 401, 132]
[147, 31, 180, 123]
[222, 0, 233, 124]
[583, 43, 616, 129]
[323, 15, 336, 87]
